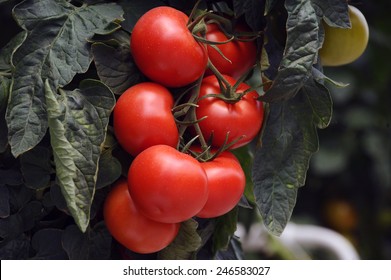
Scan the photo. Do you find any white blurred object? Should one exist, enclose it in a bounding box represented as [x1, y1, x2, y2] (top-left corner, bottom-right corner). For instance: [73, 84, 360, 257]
[236, 222, 360, 260]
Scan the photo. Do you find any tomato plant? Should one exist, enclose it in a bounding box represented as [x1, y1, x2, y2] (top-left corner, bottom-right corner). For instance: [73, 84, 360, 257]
[104, 178, 180, 254]
[3, 0, 386, 262]
[131, 6, 208, 88]
[128, 145, 208, 223]
[319, 5, 369, 66]
[113, 82, 179, 156]
[195, 75, 264, 149]
[205, 22, 257, 79]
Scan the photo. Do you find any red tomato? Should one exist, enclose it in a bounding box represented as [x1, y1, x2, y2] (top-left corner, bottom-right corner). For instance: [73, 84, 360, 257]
[103, 178, 180, 254]
[194, 148, 246, 218]
[131, 6, 208, 87]
[195, 75, 264, 149]
[113, 82, 179, 156]
[128, 145, 209, 223]
[205, 23, 257, 79]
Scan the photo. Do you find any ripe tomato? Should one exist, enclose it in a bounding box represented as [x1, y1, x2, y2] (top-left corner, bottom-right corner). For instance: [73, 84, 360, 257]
[128, 145, 209, 223]
[131, 6, 208, 87]
[113, 82, 179, 156]
[319, 5, 369, 66]
[195, 75, 264, 149]
[205, 23, 257, 79]
[103, 178, 180, 254]
[194, 148, 246, 218]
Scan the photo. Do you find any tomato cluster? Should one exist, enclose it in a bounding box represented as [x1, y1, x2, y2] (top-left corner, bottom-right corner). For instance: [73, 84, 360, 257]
[105, 6, 264, 254]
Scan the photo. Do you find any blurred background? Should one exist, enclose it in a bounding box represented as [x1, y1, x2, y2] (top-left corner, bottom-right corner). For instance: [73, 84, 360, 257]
[240, 0, 391, 260]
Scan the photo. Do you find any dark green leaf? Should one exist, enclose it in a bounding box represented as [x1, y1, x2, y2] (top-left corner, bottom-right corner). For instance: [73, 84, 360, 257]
[118, 0, 165, 32]
[215, 237, 243, 260]
[252, 90, 319, 235]
[7, 185, 34, 212]
[158, 219, 201, 260]
[166, 0, 203, 14]
[96, 149, 122, 189]
[20, 146, 52, 189]
[0, 213, 24, 242]
[302, 74, 332, 129]
[0, 184, 10, 218]
[92, 42, 142, 95]
[196, 218, 216, 249]
[0, 200, 45, 240]
[31, 228, 68, 259]
[0, 235, 30, 260]
[265, 0, 278, 15]
[50, 183, 68, 213]
[233, 0, 265, 30]
[0, 31, 27, 71]
[262, 0, 319, 102]
[0, 77, 10, 152]
[20, 201, 45, 231]
[0, 168, 23, 186]
[62, 222, 112, 260]
[7, 0, 123, 157]
[312, 66, 349, 88]
[212, 207, 238, 253]
[0, 77, 9, 110]
[311, 0, 350, 28]
[45, 79, 115, 232]
[232, 146, 255, 204]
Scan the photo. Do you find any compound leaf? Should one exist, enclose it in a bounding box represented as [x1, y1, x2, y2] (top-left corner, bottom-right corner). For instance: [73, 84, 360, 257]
[7, 0, 123, 157]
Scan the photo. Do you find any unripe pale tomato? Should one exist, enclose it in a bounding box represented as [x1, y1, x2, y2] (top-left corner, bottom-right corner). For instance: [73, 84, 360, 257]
[319, 5, 369, 67]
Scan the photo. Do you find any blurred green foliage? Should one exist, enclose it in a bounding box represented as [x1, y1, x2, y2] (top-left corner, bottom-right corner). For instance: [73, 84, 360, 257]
[294, 0, 391, 259]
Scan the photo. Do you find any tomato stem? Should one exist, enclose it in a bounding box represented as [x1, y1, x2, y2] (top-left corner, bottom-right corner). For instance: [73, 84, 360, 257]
[187, 0, 203, 26]
[190, 106, 209, 154]
[206, 59, 232, 93]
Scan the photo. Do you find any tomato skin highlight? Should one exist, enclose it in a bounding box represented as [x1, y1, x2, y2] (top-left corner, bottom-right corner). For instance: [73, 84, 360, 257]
[131, 6, 208, 87]
[103, 179, 180, 254]
[113, 82, 179, 157]
[195, 149, 246, 218]
[319, 5, 369, 67]
[196, 75, 264, 149]
[128, 145, 209, 223]
[205, 23, 257, 79]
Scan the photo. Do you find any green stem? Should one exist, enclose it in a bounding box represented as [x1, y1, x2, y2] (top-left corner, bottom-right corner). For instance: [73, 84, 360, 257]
[190, 106, 209, 153]
[206, 59, 232, 96]
[187, 0, 203, 25]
